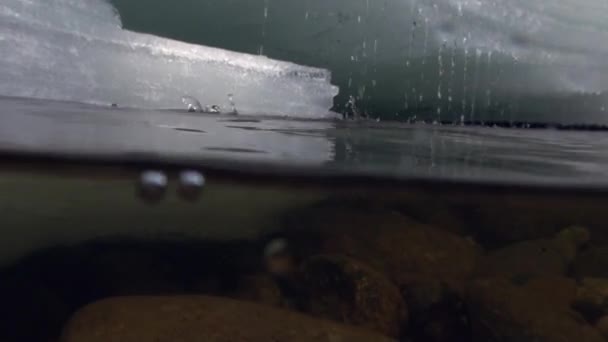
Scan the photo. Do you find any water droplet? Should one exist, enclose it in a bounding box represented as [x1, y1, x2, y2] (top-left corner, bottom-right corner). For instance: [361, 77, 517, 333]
[470, 49, 482, 121]
[227, 93, 238, 114]
[358, 85, 366, 99]
[264, 238, 293, 276]
[178, 170, 205, 201]
[138, 170, 168, 203]
[358, 15, 361, 23]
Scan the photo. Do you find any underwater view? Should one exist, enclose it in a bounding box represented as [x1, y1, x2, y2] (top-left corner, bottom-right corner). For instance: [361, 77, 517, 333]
[3, 0, 608, 341]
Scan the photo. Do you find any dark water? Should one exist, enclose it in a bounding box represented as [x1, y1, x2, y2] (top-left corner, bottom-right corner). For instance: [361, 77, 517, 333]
[2, 97, 608, 341]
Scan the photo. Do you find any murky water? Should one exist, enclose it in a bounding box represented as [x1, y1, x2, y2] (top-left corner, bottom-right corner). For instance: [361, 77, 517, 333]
[4, 0, 608, 340]
[2, 97, 608, 341]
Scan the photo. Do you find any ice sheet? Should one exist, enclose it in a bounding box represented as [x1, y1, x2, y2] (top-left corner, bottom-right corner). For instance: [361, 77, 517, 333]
[0, 0, 339, 118]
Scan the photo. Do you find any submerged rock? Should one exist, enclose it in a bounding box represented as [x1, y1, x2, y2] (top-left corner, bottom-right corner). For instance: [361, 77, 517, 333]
[401, 276, 471, 342]
[282, 202, 479, 339]
[61, 295, 396, 342]
[466, 276, 601, 342]
[572, 246, 608, 279]
[595, 316, 608, 340]
[301, 254, 407, 338]
[574, 278, 608, 321]
[232, 275, 284, 308]
[293, 207, 481, 292]
[475, 226, 590, 278]
[369, 223, 480, 291]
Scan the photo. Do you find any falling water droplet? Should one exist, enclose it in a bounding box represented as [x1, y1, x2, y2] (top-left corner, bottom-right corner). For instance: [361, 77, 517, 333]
[406, 4, 417, 70]
[511, 57, 521, 123]
[470, 49, 482, 121]
[259, 0, 269, 55]
[305, 11, 309, 20]
[447, 41, 456, 117]
[437, 43, 445, 120]
[227, 93, 238, 114]
[358, 85, 366, 100]
[373, 39, 378, 55]
[422, 17, 429, 68]
[486, 51, 493, 111]
[462, 47, 469, 118]
[348, 77, 352, 88]
[358, 15, 361, 23]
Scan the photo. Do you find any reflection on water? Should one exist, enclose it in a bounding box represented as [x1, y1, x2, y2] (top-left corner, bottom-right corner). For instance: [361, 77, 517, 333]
[3, 96, 608, 186]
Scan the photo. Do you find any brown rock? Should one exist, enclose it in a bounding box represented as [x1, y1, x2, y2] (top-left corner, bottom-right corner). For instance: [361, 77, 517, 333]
[301, 254, 407, 338]
[475, 226, 590, 278]
[232, 275, 283, 308]
[466, 276, 602, 342]
[401, 276, 446, 314]
[307, 208, 480, 292]
[574, 278, 608, 320]
[595, 316, 608, 340]
[401, 276, 471, 342]
[61, 295, 396, 342]
[473, 203, 561, 245]
[572, 246, 608, 279]
[524, 276, 578, 307]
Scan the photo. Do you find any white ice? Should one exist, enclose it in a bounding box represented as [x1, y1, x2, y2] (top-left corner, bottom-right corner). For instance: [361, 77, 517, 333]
[0, 0, 340, 118]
